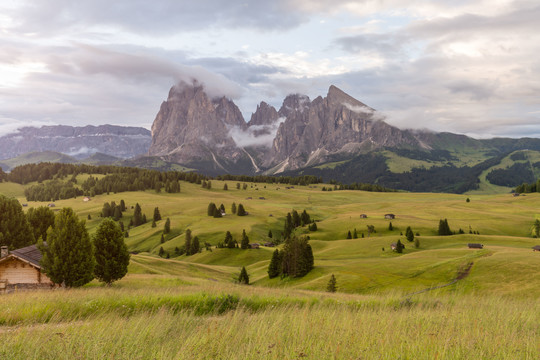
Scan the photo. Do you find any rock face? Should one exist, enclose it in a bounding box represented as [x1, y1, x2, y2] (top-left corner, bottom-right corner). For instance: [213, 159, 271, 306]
[148, 82, 423, 174]
[0, 125, 151, 160]
[148, 82, 255, 173]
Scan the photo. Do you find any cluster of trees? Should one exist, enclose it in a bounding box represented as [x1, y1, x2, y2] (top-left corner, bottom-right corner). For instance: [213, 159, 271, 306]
[24, 179, 83, 201]
[216, 174, 321, 186]
[130, 203, 147, 227]
[267, 236, 314, 278]
[486, 163, 535, 187]
[515, 178, 540, 193]
[346, 228, 364, 239]
[201, 180, 212, 189]
[182, 229, 200, 256]
[283, 209, 313, 240]
[0, 198, 130, 287]
[207, 203, 225, 217]
[101, 200, 126, 220]
[322, 182, 396, 192]
[216, 229, 251, 249]
[438, 219, 452, 236]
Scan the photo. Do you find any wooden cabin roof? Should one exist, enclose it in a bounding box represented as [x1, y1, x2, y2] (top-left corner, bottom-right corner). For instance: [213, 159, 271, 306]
[1, 244, 42, 268]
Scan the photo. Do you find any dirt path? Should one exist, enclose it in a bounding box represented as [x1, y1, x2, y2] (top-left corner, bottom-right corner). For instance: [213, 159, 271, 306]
[405, 262, 474, 297]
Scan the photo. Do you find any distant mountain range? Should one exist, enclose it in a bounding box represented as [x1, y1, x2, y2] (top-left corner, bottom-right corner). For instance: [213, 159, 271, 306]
[0, 124, 151, 162]
[2, 83, 540, 193]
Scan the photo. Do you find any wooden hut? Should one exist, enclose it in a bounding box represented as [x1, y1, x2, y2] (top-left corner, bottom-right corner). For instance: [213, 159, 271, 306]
[0, 245, 55, 293]
[532, 245, 540, 252]
[468, 243, 484, 249]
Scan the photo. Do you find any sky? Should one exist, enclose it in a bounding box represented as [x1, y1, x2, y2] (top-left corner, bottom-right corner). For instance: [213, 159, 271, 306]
[1, 0, 539, 139]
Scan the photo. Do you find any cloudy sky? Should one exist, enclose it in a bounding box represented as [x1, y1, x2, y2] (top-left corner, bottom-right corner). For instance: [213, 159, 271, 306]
[1, 0, 539, 138]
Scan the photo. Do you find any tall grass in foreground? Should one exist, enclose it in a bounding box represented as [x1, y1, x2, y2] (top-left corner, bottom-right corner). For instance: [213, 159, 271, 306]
[0, 285, 538, 359]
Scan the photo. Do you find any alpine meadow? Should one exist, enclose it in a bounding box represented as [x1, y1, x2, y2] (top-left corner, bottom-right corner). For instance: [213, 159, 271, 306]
[0, 166, 539, 359]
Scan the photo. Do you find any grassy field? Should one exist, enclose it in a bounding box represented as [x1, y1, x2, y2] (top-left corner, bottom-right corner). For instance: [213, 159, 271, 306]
[1, 177, 540, 358]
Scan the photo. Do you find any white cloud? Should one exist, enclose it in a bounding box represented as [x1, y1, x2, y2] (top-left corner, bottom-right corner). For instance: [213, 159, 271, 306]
[228, 117, 286, 148]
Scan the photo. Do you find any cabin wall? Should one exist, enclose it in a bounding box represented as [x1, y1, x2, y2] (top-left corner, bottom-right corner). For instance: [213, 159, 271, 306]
[0, 258, 52, 285]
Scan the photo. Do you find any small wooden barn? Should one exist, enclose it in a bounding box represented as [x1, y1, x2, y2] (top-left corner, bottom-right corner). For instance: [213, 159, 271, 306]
[532, 245, 540, 252]
[385, 214, 395, 220]
[468, 243, 484, 249]
[0, 245, 55, 293]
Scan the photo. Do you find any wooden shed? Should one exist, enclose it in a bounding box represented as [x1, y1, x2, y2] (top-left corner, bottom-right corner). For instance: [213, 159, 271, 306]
[532, 245, 540, 252]
[468, 243, 484, 249]
[0, 245, 55, 293]
[385, 214, 395, 220]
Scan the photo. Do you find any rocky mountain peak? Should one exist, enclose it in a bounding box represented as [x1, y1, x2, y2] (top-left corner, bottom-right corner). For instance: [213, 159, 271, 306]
[248, 102, 279, 127]
[326, 85, 372, 110]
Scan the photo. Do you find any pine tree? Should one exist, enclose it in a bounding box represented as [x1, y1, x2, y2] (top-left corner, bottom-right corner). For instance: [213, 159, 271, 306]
[164, 218, 171, 234]
[153, 207, 162, 222]
[405, 226, 414, 242]
[120, 200, 126, 212]
[207, 203, 217, 216]
[224, 231, 233, 248]
[191, 236, 200, 254]
[231, 202, 237, 214]
[152, 219, 156, 228]
[26, 206, 55, 243]
[388, 222, 393, 231]
[353, 228, 358, 238]
[533, 219, 540, 238]
[160, 233, 165, 243]
[133, 203, 143, 226]
[0, 195, 35, 249]
[281, 236, 314, 278]
[267, 249, 281, 278]
[102, 202, 112, 217]
[142, 214, 147, 224]
[238, 266, 249, 284]
[184, 229, 192, 255]
[158, 247, 165, 257]
[223, 183, 228, 190]
[240, 229, 250, 249]
[438, 219, 452, 236]
[40, 207, 94, 287]
[113, 206, 122, 221]
[213, 207, 222, 218]
[395, 239, 404, 253]
[220, 204, 225, 213]
[347, 230, 352, 239]
[268, 229, 273, 238]
[326, 274, 337, 293]
[237, 204, 246, 216]
[93, 218, 130, 285]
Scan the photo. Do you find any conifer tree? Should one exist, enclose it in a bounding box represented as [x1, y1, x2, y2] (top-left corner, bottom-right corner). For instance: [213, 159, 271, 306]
[164, 218, 171, 234]
[153, 207, 162, 222]
[240, 229, 250, 249]
[388, 222, 393, 231]
[395, 239, 404, 253]
[152, 219, 156, 228]
[0, 195, 35, 249]
[40, 207, 94, 287]
[353, 228, 358, 238]
[160, 233, 165, 243]
[326, 274, 337, 293]
[93, 218, 130, 285]
[220, 204, 225, 213]
[347, 230, 352, 239]
[113, 206, 122, 221]
[158, 247, 165, 257]
[213, 207, 222, 218]
[120, 200, 126, 212]
[267, 249, 281, 278]
[224, 231, 233, 248]
[268, 229, 273, 238]
[223, 183, 228, 190]
[231, 202, 237, 214]
[207, 203, 217, 216]
[132, 203, 143, 226]
[184, 229, 192, 255]
[238, 266, 249, 284]
[405, 226, 415, 242]
[26, 206, 55, 243]
[102, 202, 112, 217]
[191, 236, 200, 254]
[142, 214, 147, 224]
[237, 204, 246, 216]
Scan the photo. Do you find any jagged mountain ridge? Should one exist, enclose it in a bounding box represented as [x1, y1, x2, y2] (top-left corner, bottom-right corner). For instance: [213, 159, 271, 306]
[0, 124, 151, 160]
[148, 82, 423, 174]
